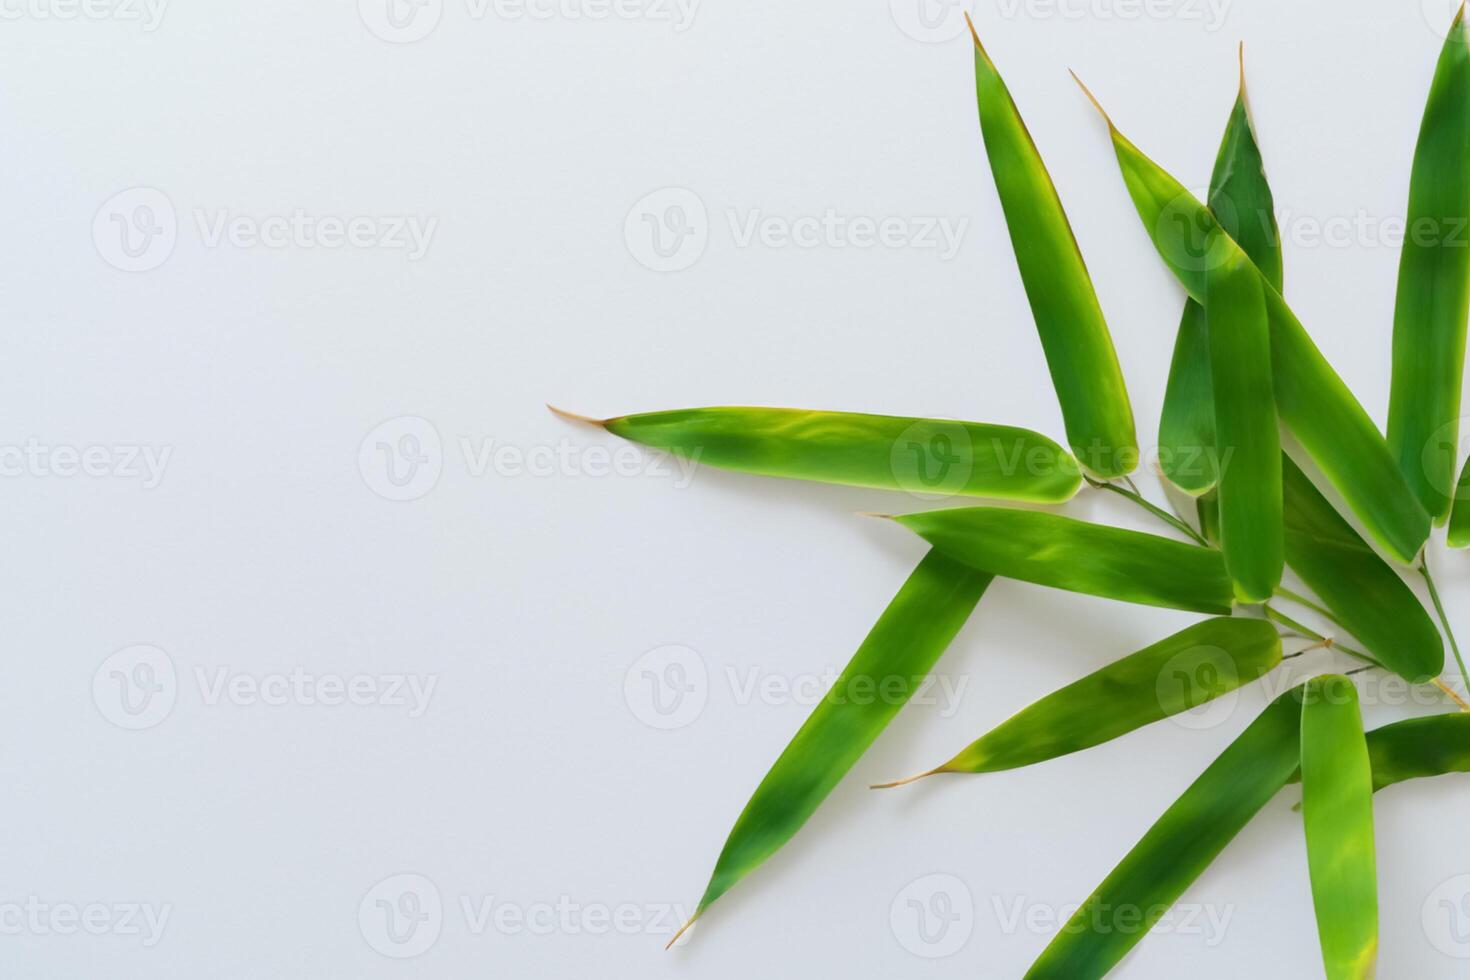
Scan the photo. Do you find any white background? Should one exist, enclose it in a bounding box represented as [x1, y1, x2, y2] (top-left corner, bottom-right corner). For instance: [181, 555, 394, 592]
[5, 0, 1470, 975]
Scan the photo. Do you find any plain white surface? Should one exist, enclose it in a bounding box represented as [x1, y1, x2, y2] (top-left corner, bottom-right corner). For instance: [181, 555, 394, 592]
[5, 0, 1470, 975]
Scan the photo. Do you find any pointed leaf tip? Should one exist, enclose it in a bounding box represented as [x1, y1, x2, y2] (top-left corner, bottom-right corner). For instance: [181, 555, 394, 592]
[1069, 70, 1114, 130]
[546, 404, 607, 426]
[665, 911, 700, 950]
[962, 10, 983, 50]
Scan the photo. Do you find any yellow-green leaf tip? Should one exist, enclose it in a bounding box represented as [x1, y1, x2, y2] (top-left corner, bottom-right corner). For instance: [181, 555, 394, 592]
[870, 766, 943, 790]
[962, 11, 986, 54]
[665, 910, 701, 949]
[1069, 70, 1116, 132]
[546, 404, 607, 427]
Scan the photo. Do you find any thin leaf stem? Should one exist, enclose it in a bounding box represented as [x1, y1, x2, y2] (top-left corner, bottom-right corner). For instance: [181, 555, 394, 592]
[1087, 477, 1209, 547]
[1419, 554, 1470, 703]
[1434, 678, 1470, 713]
[1263, 606, 1381, 669]
[1270, 586, 1338, 625]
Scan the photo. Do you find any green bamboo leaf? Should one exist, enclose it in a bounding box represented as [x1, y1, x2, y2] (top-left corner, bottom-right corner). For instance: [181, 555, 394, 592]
[1283, 456, 1444, 682]
[1079, 81, 1432, 563]
[1362, 713, 1470, 791]
[670, 550, 992, 944]
[1300, 675, 1378, 980]
[1024, 686, 1304, 979]
[551, 406, 1081, 502]
[968, 17, 1137, 479]
[1159, 303, 1218, 494]
[890, 507, 1233, 613]
[876, 618, 1280, 786]
[1206, 249, 1282, 602]
[1160, 62, 1282, 496]
[1389, 8, 1470, 522]
[1197, 491, 1221, 546]
[1448, 456, 1470, 547]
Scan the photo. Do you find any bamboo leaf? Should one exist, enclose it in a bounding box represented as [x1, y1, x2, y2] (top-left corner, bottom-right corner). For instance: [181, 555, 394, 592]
[968, 17, 1137, 479]
[1361, 713, 1470, 791]
[880, 618, 1280, 784]
[1082, 84, 1432, 563]
[891, 507, 1233, 613]
[1447, 456, 1470, 547]
[1160, 63, 1282, 496]
[556, 406, 1082, 502]
[672, 550, 992, 942]
[1024, 686, 1304, 979]
[1300, 675, 1378, 980]
[1197, 491, 1221, 546]
[1389, 8, 1470, 522]
[1160, 303, 1218, 494]
[1206, 249, 1283, 602]
[1283, 456, 1444, 682]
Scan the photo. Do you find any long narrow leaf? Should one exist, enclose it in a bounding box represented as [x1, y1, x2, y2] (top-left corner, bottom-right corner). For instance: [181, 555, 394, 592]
[1390, 9, 1470, 522]
[1283, 456, 1444, 682]
[879, 618, 1280, 784]
[1448, 456, 1470, 547]
[968, 17, 1137, 479]
[891, 507, 1233, 613]
[1024, 686, 1304, 979]
[1300, 675, 1378, 980]
[1081, 84, 1431, 563]
[1362, 713, 1470, 791]
[554, 406, 1082, 502]
[1206, 249, 1282, 602]
[671, 550, 992, 942]
[1160, 59, 1281, 495]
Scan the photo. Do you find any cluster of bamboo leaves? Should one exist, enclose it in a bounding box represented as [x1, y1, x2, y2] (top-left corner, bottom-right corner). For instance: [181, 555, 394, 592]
[560, 9, 1470, 977]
